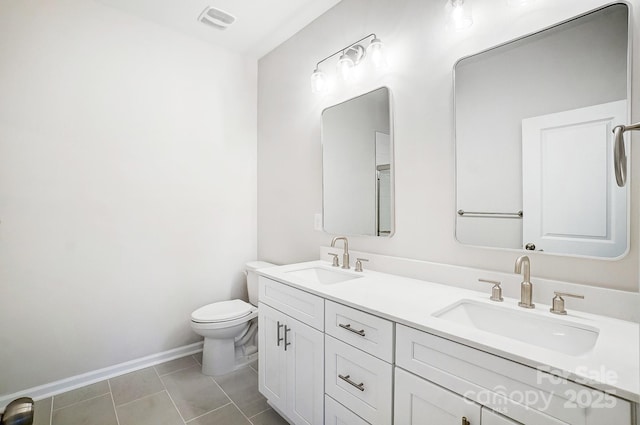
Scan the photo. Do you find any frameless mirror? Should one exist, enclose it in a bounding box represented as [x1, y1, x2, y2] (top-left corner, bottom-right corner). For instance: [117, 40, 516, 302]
[455, 3, 630, 258]
[322, 87, 393, 236]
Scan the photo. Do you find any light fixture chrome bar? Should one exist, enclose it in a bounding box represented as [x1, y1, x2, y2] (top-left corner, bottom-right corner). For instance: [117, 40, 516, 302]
[613, 122, 640, 187]
[311, 33, 385, 93]
[457, 209, 523, 218]
[314, 33, 377, 69]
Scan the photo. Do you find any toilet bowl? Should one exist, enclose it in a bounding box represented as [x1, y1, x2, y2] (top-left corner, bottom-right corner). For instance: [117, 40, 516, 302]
[190, 261, 274, 376]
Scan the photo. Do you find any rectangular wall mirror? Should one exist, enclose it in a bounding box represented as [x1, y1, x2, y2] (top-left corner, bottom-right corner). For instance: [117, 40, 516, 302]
[455, 3, 630, 258]
[322, 87, 394, 237]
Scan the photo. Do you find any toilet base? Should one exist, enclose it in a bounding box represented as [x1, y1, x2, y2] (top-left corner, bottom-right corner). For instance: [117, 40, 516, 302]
[201, 338, 259, 376]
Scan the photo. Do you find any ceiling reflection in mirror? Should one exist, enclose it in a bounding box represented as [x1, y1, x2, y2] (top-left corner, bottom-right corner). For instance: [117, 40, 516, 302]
[455, 3, 629, 258]
[322, 87, 393, 237]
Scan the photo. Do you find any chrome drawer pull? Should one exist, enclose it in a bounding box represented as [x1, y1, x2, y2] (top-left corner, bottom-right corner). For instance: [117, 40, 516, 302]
[277, 321, 284, 346]
[338, 374, 365, 392]
[338, 323, 365, 337]
[284, 325, 291, 351]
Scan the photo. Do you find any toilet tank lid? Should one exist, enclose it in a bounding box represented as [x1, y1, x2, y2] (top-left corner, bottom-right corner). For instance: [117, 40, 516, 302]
[191, 299, 253, 322]
[245, 261, 276, 271]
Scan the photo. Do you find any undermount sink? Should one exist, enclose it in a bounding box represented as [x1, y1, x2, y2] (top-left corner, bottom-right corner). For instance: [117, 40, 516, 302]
[285, 267, 362, 285]
[433, 300, 599, 356]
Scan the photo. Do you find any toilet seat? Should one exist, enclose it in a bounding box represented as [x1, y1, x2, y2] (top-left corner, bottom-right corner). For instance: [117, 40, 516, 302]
[191, 299, 255, 323]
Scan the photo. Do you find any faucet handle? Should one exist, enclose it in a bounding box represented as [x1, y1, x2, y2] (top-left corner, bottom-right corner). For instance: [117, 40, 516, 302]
[550, 292, 584, 315]
[328, 253, 340, 267]
[355, 258, 369, 272]
[478, 279, 503, 302]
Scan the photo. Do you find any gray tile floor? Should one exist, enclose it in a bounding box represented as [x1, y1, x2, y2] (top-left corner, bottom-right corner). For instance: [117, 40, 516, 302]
[33, 354, 289, 425]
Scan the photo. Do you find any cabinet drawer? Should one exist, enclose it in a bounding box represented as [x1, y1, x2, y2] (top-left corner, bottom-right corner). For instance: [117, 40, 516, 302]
[325, 301, 394, 363]
[396, 324, 631, 425]
[394, 367, 481, 425]
[325, 335, 392, 425]
[259, 276, 324, 330]
[325, 395, 370, 425]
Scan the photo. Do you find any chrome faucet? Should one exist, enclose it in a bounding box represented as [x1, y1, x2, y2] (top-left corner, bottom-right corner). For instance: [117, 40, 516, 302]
[330, 236, 350, 269]
[514, 255, 534, 309]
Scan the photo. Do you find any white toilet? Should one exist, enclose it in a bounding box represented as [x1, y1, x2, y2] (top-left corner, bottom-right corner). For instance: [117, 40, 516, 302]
[191, 261, 274, 376]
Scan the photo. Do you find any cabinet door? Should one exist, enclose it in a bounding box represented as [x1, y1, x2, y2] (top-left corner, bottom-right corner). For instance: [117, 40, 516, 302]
[325, 395, 370, 425]
[482, 408, 522, 425]
[395, 367, 481, 425]
[286, 315, 324, 425]
[258, 303, 287, 414]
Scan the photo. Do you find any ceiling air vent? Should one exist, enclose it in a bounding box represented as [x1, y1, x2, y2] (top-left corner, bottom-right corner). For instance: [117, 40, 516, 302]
[198, 6, 236, 30]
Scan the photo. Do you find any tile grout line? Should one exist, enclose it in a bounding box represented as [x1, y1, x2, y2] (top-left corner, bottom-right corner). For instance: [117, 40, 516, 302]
[110, 389, 167, 409]
[156, 359, 200, 378]
[241, 366, 269, 424]
[208, 376, 255, 425]
[191, 354, 202, 366]
[153, 365, 188, 424]
[184, 401, 233, 423]
[48, 397, 54, 425]
[50, 392, 112, 413]
[248, 406, 272, 419]
[106, 380, 121, 425]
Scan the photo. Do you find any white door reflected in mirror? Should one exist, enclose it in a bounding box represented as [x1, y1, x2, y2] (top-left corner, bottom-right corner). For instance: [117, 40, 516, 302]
[454, 3, 629, 258]
[522, 101, 627, 257]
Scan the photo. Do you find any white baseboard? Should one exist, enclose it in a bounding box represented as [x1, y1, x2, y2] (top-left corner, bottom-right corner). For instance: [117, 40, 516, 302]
[0, 342, 203, 411]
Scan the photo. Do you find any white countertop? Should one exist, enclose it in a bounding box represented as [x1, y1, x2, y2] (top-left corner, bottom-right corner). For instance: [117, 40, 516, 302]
[258, 260, 640, 404]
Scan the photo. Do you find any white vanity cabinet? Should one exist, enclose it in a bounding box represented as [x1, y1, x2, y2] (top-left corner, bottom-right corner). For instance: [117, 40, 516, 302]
[325, 394, 371, 425]
[324, 301, 394, 425]
[324, 300, 394, 362]
[482, 409, 523, 425]
[395, 324, 633, 425]
[395, 367, 519, 424]
[258, 273, 637, 425]
[258, 277, 325, 425]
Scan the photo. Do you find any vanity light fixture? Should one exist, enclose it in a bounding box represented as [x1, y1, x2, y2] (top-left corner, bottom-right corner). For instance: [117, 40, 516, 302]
[337, 45, 365, 81]
[311, 68, 328, 94]
[368, 37, 386, 68]
[310, 33, 386, 94]
[336, 51, 354, 81]
[445, 0, 473, 31]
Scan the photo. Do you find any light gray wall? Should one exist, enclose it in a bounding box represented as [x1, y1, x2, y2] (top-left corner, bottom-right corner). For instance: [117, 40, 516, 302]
[0, 0, 257, 397]
[456, 4, 628, 249]
[257, 0, 640, 291]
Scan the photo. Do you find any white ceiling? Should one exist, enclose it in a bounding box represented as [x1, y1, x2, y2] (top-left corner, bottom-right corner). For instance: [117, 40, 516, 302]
[96, 0, 342, 59]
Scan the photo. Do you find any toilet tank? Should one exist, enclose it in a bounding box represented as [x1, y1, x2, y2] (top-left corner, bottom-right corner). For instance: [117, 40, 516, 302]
[245, 261, 276, 306]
